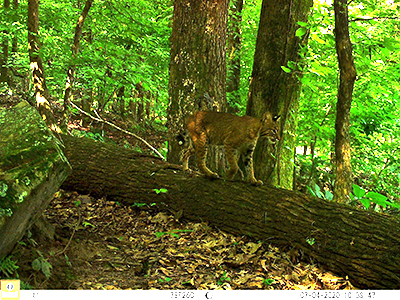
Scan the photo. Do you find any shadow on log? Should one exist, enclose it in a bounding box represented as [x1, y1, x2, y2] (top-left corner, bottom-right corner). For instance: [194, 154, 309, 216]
[61, 134, 400, 289]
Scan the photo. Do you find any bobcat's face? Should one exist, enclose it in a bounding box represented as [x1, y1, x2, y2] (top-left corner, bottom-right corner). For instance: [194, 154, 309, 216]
[259, 112, 280, 141]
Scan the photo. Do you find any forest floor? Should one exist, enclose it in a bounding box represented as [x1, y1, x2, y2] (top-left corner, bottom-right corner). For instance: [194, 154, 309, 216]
[2, 95, 354, 290]
[12, 190, 354, 290]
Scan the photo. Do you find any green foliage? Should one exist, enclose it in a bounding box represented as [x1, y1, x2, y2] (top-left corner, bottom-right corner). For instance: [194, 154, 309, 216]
[263, 278, 274, 286]
[32, 251, 52, 279]
[307, 184, 334, 201]
[1, 0, 172, 118]
[229, 0, 262, 111]
[0, 257, 35, 289]
[217, 270, 231, 285]
[0, 182, 8, 197]
[1, 0, 399, 208]
[351, 184, 400, 211]
[0, 256, 19, 277]
[154, 229, 193, 239]
[80, 131, 105, 142]
[306, 237, 315, 246]
[132, 202, 156, 208]
[154, 188, 168, 194]
[296, 0, 400, 205]
[159, 277, 172, 283]
[82, 221, 95, 228]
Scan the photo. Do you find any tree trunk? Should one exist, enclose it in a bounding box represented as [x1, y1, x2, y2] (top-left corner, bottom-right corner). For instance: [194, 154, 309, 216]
[167, 0, 229, 168]
[61, 134, 400, 289]
[62, 0, 93, 130]
[226, 0, 243, 113]
[246, 0, 312, 188]
[333, 0, 356, 204]
[27, 0, 60, 133]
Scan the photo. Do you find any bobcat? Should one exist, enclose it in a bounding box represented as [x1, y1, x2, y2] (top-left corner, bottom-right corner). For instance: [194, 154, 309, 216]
[179, 111, 280, 185]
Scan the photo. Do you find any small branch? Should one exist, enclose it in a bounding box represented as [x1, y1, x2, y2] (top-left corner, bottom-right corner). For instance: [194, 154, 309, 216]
[350, 16, 400, 22]
[54, 213, 81, 257]
[69, 102, 166, 161]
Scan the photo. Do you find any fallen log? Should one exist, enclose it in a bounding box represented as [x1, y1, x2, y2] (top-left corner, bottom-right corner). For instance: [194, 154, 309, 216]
[61, 134, 400, 289]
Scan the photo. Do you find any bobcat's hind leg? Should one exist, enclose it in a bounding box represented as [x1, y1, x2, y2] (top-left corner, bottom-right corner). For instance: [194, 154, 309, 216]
[180, 144, 195, 172]
[195, 132, 219, 179]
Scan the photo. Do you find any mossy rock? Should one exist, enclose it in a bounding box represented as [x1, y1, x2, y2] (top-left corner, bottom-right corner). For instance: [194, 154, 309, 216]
[0, 101, 71, 259]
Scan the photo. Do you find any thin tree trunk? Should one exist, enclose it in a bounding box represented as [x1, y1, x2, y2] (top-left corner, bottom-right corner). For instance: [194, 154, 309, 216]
[226, 0, 243, 113]
[167, 0, 229, 167]
[60, 134, 400, 289]
[27, 0, 60, 133]
[246, 0, 312, 188]
[62, 0, 93, 130]
[333, 0, 357, 203]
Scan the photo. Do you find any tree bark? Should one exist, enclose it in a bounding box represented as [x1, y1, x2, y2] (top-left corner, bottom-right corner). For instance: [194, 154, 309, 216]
[61, 134, 400, 289]
[226, 0, 243, 113]
[62, 0, 93, 130]
[27, 0, 60, 133]
[246, 0, 312, 188]
[167, 0, 229, 167]
[333, 0, 357, 204]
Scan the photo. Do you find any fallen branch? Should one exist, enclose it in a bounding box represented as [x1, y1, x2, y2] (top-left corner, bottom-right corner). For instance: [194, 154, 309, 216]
[69, 102, 166, 160]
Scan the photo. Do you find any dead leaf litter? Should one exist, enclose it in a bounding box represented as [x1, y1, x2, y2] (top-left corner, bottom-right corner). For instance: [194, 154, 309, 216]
[12, 190, 353, 290]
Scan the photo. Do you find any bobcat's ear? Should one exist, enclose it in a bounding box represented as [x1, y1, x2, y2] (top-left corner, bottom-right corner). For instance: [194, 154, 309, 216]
[261, 112, 272, 122]
[273, 115, 280, 122]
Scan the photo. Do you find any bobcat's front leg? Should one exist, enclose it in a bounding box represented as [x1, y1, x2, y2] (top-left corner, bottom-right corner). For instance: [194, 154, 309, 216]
[195, 132, 219, 179]
[243, 143, 263, 186]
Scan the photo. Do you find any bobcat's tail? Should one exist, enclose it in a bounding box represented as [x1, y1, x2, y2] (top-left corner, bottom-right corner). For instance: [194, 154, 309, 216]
[176, 131, 189, 147]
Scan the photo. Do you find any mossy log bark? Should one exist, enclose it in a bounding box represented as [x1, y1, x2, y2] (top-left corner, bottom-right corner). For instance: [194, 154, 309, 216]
[61, 134, 400, 289]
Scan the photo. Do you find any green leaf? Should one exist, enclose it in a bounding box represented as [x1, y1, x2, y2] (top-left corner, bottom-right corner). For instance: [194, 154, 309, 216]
[295, 27, 308, 37]
[263, 278, 275, 286]
[297, 21, 309, 27]
[41, 260, 52, 279]
[313, 184, 324, 199]
[0, 182, 8, 197]
[154, 188, 168, 194]
[155, 232, 166, 238]
[306, 186, 316, 197]
[82, 221, 95, 228]
[281, 66, 291, 73]
[325, 190, 334, 201]
[306, 238, 315, 245]
[359, 198, 371, 210]
[32, 259, 41, 271]
[353, 184, 366, 199]
[387, 202, 400, 210]
[366, 192, 388, 207]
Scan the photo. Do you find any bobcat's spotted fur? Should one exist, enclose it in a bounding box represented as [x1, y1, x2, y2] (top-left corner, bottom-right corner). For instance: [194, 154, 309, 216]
[180, 111, 280, 185]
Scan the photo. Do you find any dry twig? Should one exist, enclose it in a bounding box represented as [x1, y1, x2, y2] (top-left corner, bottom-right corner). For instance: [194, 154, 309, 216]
[69, 102, 166, 160]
